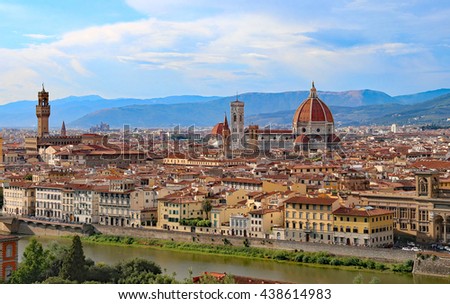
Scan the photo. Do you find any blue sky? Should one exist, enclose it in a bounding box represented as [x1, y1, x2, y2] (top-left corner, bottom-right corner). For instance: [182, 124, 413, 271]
[1, 0, 450, 104]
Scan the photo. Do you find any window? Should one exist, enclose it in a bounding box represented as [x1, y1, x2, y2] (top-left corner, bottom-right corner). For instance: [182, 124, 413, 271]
[5, 266, 13, 280]
[6, 244, 13, 257]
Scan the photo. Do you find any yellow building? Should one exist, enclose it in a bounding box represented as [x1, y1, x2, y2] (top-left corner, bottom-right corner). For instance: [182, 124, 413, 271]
[157, 196, 206, 231]
[249, 208, 284, 238]
[357, 171, 450, 243]
[210, 203, 250, 234]
[284, 196, 340, 243]
[225, 189, 248, 206]
[332, 206, 394, 247]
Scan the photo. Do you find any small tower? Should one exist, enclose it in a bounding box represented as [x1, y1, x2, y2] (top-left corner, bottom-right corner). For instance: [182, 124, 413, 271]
[36, 84, 50, 138]
[60, 121, 67, 137]
[416, 171, 440, 198]
[230, 95, 244, 151]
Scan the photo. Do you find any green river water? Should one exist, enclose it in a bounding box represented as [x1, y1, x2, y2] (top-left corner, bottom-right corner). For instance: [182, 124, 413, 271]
[18, 236, 450, 284]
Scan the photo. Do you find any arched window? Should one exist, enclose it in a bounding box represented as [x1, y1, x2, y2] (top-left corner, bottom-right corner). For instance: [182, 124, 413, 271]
[419, 177, 428, 196]
[233, 113, 237, 122]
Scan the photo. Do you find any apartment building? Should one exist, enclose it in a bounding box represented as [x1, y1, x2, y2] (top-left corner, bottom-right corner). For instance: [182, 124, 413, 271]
[284, 196, 340, 243]
[332, 206, 394, 247]
[2, 181, 34, 216]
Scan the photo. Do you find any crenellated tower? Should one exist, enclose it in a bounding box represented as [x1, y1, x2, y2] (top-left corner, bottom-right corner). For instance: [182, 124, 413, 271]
[36, 84, 50, 138]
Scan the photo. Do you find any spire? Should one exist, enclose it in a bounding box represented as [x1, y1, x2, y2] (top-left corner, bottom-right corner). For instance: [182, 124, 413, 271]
[61, 121, 67, 137]
[42, 83, 45, 92]
[223, 112, 229, 128]
[308, 81, 318, 98]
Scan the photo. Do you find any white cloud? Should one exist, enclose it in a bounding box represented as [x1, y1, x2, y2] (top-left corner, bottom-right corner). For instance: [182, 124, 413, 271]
[23, 34, 54, 40]
[1, 1, 449, 103]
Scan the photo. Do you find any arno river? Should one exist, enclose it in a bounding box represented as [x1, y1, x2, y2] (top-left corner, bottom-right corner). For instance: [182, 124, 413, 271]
[19, 236, 450, 284]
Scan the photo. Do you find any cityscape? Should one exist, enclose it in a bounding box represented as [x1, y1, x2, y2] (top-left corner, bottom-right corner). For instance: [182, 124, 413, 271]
[1, 0, 450, 288]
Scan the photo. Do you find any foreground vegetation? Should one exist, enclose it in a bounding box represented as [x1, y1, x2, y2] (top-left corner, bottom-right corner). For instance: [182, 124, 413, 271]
[83, 234, 415, 274]
[7, 236, 173, 284]
[6, 236, 236, 284]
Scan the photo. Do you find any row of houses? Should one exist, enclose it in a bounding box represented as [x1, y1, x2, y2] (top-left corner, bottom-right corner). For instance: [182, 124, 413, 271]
[2, 178, 158, 228]
[156, 187, 394, 248]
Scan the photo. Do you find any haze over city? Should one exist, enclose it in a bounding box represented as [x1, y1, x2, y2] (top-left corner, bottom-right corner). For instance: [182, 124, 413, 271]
[1, 0, 450, 104]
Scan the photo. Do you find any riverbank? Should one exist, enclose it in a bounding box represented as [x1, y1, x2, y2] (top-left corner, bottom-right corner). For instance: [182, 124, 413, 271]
[20, 235, 450, 283]
[92, 224, 416, 263]
[81, 234, 415, 275]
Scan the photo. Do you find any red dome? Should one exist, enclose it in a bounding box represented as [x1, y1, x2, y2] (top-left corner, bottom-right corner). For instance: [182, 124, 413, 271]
[211, 123, 224, 136]
[211, 115, 230, 136]
[293, 83, 334, 124]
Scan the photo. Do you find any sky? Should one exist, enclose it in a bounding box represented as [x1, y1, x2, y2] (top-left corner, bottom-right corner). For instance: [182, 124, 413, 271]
[1, 0, 450, 104]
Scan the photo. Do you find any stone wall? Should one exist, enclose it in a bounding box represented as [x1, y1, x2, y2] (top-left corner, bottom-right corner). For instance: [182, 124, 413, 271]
[413, 255, 450, 277]
[93, 225, 415, 262]
[17, 223, 83, 237]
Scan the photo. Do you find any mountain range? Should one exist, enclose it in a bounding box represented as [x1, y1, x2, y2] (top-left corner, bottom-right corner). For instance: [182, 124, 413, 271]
[1, 88, 449, 129]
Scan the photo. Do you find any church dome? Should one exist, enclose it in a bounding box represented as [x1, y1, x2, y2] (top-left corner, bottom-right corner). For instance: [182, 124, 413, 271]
[211, 123, 225, 136]
[293, 82, 334, 125]
[211, 114, 230, 137]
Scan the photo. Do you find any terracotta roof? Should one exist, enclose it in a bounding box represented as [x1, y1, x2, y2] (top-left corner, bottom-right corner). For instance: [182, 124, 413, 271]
[284, 196, 337, 205]
[293, 84, 333, 124]
[333, 206, 394, 217]
[7, 181, 34, 188]
[222, 177, 263, 185]
[0, 235, 19, 242]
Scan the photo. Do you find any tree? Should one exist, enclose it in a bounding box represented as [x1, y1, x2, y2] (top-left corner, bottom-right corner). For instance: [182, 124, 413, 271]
[85, 263, 119, 283]
[114, 258, 162, 284]
[202, 200, 212, 220]
[60, 235, 87, 282]
[43, 241, 69, 278]
[9, 238, 50, 284]
[196, 273, 235, 284]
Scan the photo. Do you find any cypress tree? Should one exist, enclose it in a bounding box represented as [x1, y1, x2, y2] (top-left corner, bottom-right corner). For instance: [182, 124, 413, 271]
[60, 235, 86, 282]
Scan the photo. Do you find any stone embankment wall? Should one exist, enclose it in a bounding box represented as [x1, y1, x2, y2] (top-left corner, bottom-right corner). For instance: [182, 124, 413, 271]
[93, 225, 415, 262]
[413, 254, 450, 277]
[17, 222, 82, 237]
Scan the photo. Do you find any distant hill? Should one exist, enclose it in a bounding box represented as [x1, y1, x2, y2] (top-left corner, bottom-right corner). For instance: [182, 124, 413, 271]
[394, 89, 450, 104]
[0, 95, 219, 128]
[247, 93, 450, 127]
[1, 88, 450, 128]
[69, 89, 400, 128]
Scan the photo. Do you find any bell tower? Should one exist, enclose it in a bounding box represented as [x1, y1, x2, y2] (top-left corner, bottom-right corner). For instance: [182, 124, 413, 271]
[230, 96, 244, 151]
[36, 84, 50, 138]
